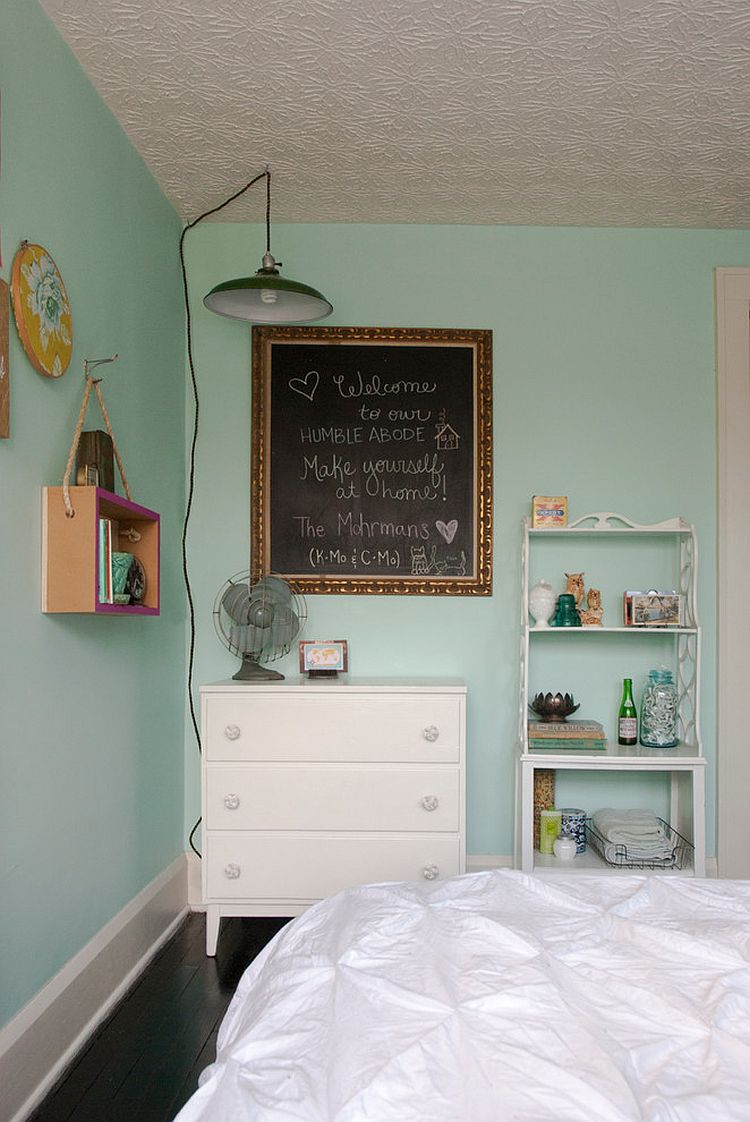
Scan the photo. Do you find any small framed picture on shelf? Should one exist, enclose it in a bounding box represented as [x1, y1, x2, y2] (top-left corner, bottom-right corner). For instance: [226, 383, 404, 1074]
[299, 639, 349, 676]
[623, 590, 683, 627]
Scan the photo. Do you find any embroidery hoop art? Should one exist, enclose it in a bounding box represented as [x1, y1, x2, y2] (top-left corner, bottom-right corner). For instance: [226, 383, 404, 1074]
[0, 278, 9, 438]
[11, 241, 73, 378]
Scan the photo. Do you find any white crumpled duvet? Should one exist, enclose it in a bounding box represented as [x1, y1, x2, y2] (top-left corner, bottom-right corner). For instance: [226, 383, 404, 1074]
[175, 870, 750, 1121]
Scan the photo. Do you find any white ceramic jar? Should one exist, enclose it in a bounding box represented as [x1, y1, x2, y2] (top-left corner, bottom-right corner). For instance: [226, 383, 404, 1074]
[528, 579, 557, 629]
[553, 835, 577, 860]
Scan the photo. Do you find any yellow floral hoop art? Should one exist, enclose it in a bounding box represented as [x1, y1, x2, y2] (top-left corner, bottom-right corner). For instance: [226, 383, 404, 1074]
[11, 241, 72, 378]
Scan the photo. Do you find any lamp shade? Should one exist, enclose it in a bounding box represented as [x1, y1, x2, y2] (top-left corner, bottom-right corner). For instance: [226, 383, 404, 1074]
[200, 172, 333, 324]
[203, 272, 333, 324]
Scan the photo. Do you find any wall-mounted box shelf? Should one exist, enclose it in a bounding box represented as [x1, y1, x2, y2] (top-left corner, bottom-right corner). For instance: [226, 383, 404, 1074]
[42, 487, 160, 615]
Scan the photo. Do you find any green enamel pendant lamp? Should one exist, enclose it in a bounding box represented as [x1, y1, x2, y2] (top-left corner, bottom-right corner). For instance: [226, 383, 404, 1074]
[202, 168, 332, 324]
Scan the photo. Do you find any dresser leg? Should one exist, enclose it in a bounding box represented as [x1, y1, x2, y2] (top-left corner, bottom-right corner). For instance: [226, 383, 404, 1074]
[206, 906, 221, 956]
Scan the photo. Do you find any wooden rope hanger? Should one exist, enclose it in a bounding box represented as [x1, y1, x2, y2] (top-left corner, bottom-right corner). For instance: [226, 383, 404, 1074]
[62, 355, 133, 517]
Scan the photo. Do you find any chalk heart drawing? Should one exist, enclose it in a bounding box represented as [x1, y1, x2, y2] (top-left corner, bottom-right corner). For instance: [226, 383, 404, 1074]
[436, 519, 458, 544]
[289, 370, 319, 402]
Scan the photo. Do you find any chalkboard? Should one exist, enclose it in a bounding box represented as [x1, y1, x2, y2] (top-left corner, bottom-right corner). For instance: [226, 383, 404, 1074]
[251, 326, 493, 595]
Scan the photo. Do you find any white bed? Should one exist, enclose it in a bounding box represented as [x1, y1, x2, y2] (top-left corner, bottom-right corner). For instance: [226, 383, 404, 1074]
[176, 870, 750, 1121]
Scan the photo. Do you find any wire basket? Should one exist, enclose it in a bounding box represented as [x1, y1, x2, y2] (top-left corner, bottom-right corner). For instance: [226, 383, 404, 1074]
[586, 817, 694, 870]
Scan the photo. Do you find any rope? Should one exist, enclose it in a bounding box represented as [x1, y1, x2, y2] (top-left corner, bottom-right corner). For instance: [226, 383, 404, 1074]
[92, 379, 132, 502]
[62, 375, 132, 517]
[62, 378, 94, 517]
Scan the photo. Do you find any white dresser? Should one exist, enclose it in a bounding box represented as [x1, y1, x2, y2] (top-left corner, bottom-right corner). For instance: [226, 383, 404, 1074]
[200, 677, 467, 954]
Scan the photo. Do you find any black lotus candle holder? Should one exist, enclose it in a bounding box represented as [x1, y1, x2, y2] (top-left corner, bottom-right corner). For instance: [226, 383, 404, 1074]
[529, 691, 580, 722]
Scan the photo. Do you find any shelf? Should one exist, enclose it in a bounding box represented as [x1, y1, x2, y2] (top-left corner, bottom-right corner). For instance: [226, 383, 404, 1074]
[533, 849, 693, 875]
[527, 512, 692, 536]
[529, 526, 692, 536]
[528, 626, 698, 635]
[42, 486, 160, 614]
[523, 743, 706, 766]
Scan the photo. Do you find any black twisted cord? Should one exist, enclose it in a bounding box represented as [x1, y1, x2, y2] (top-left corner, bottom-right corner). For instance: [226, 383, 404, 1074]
[179, 170, 269, 858]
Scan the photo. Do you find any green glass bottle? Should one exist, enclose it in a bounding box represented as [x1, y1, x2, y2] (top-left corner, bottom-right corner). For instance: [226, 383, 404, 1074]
[618, 677, 638, 745]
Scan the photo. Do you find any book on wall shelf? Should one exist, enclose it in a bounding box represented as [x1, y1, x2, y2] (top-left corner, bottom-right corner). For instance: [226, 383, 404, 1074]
[527, 718, 607, 751]
[528, 738, 608, 752]
[528, 719, 604, 739]
[98, 517, 107, 603]
[98, 516, 119, 603]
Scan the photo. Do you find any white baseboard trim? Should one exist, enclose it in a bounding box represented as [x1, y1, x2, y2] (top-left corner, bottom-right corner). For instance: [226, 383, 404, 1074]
[187, 848, 204, 910]
[467, 853, 514, 871]
[0, 854, 189, 1122]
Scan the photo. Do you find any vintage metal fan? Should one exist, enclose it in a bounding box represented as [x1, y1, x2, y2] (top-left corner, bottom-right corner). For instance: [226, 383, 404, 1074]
[213, 572, 306, 681]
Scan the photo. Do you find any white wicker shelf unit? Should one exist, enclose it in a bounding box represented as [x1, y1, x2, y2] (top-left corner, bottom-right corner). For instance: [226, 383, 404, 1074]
[516, 511, 706, 877]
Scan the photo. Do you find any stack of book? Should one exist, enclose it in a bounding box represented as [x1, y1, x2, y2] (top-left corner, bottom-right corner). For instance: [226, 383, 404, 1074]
[528, 719, 607, 751]
[97, 516, 119, 603]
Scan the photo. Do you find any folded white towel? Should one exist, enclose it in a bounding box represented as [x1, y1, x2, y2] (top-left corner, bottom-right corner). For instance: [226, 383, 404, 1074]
[603, 842, 675, 866]
[592, 808, 665, 843]
[600, 833, 668, 850]
[593, 808, 662, 829]
[603, 837, 673, 856]
[604, 829, 666, 846]
[593, 808, 675, 863]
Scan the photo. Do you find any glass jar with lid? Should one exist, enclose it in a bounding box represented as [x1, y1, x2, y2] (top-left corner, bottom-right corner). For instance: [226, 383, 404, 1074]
[639, 668, 678, 748]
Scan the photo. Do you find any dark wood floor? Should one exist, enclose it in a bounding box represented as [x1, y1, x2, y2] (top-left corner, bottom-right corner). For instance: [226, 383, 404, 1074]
[29, 912, 288, 1122]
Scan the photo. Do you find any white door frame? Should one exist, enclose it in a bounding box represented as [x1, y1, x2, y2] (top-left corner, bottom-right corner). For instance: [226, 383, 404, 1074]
[715, 268, 750, 879]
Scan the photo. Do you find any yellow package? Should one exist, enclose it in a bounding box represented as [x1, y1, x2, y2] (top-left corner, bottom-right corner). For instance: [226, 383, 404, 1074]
[532, 495, 568, 527]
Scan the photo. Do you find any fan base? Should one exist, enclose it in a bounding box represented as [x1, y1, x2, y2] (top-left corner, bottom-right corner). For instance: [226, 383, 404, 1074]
[232, 657, 285, 682]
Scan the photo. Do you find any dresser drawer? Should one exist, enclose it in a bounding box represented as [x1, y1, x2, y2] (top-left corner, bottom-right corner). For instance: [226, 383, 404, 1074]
[204, 834, 460, 901]
[205, 764, 460, 831]
[204, 694, 461, 763]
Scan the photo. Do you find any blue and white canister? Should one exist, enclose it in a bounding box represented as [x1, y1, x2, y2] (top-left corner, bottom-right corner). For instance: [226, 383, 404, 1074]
[559, 807, 587, 854]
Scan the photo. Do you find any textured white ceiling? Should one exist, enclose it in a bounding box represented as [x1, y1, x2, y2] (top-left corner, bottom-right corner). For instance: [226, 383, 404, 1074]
[39, 0, 750, 227]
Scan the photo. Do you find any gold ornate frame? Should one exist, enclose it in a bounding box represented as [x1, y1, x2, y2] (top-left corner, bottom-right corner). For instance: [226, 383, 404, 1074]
[251, 325, 493, 595]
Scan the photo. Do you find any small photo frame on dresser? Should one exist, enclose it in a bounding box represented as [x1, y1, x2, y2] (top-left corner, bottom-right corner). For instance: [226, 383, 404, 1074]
[299, 639, 349, 677]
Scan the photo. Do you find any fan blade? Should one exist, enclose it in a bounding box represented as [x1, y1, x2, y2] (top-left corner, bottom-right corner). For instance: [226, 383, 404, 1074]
[222, 582, 252, 624]
[229, 622, 263, 656]
[257, 575, 292, 603]
[271, 609, 299, 648]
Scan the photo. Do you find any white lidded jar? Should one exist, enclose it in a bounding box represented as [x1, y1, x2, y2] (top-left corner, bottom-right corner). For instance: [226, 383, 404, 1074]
[528, 579, 557, 629]
[553, 835, 577, 860]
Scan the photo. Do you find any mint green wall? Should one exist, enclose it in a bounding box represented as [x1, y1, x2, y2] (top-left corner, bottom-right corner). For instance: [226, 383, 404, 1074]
[5, 0, 748, 1043]
[184, 220, 750, 863]
[0, 0, 185, 1026]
